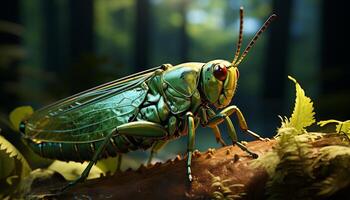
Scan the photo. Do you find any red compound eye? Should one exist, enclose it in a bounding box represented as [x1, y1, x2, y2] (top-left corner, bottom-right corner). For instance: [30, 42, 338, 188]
[213, 64, 227, 81]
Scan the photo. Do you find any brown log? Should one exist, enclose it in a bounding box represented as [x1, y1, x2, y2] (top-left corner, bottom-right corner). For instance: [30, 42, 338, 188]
[27, 134, 349, 200]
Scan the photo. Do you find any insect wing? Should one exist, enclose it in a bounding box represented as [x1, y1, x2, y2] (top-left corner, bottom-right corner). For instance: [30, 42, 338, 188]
[25, 72, 154, 143]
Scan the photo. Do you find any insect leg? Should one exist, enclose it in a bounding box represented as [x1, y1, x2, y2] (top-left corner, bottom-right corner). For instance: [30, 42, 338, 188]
[207, 105, 268, 141]
[60, 128, 117, 192]
[186, 112, 196, 182]
[60, 121, 167, 192]
[117, 120, 169, 166]
[205, 106, 265, 158]
[116, 121, 168, 138]
[116, 153, 122, 172]
[200, 107, 226, 146]
[147, 140, 169, 165]
[224, 116, 258, 158]
[208, 116, 257, 158]
[210, 126, 227, 146]
[117, 121, 169, 166]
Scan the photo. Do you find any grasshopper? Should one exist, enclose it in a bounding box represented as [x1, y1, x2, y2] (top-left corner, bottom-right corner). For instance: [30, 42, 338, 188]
[18, 7, 276, 191]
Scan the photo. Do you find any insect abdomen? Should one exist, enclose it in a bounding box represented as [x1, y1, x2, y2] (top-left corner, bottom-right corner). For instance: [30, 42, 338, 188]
[26, 135, 139, 162]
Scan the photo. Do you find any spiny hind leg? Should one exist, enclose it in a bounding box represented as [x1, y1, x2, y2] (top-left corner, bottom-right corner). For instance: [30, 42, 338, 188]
[60, 129, 117, 192]
[60, 121, 168, 192]
[147, 116, 179, 165]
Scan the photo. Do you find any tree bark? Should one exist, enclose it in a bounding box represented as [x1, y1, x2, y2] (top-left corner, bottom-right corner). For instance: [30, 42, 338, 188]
[26, 133, 350, 199]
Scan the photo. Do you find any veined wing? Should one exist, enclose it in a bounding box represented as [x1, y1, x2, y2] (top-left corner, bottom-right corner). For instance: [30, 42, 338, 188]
[25, 67, 160, 143]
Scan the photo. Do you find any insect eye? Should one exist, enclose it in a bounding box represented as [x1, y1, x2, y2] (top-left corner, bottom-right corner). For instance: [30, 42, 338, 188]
[213, 64, 227, 81]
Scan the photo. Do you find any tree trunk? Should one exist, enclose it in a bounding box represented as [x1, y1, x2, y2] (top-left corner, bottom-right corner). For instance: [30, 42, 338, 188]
[319, 1, 350, 120]
[0, 0, 20, 112]
[27, 133, 350, 200]
[134, 0, 150, 71]
[262, 0, 293, 131]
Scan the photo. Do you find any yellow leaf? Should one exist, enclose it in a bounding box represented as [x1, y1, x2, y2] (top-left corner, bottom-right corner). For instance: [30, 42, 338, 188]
[280, 76, 315, 133]
[9, 106, 34, 132]
[337, 120, 350, 134]
[48, 160, 104, 181]
[318, 120, 350, 138]
[317, 120, 342, 127]
[0, 135, 32, 180]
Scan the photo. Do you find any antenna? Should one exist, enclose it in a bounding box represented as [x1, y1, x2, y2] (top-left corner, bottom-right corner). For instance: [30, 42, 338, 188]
[232, 7, 244, 65]
[234, 13, 277, 66]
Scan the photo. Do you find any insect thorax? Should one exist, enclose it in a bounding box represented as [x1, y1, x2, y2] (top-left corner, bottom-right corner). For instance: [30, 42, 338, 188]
[135, 65, 202, 139]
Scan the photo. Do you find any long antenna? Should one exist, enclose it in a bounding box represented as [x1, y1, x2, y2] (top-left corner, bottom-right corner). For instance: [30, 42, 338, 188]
[232, 7, 244, 65]
[234, 13, 277, 66]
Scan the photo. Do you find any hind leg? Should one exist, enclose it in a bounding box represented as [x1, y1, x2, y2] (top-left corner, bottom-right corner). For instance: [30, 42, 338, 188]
[60, 121, 168, 192]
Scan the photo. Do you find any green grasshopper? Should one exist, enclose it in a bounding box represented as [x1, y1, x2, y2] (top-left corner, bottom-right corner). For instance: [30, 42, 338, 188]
[18, 8, 276, 191]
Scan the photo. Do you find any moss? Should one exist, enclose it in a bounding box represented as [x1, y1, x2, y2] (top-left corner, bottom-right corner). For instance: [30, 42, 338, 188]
[252, 128, 350, 200]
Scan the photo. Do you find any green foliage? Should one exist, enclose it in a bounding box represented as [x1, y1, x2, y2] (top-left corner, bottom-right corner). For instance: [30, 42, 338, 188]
[250, 150, 279, 176]
[318, 120, 350, 139]
[0, 134, 31, 198]
[266, 128, 314, 200]
[208, 171, 245, 200]
[311, 146, 350, 197]
[252, 127, 350, 199]
[279, 76, 315, 133]
[252, 75, 350, 198]
[252, 128, 315, 199]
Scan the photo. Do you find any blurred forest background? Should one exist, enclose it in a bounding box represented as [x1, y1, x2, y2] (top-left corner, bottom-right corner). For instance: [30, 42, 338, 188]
[0, 0, 349, 164]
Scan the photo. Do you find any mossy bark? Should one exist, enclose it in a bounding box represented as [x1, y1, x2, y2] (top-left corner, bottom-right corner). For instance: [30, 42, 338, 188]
[26, 133, 350, 200]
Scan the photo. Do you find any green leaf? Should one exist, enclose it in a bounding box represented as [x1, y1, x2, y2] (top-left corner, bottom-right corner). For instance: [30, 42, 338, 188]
[0, 149, 16, 181]
[250, 151, 279, 175]
[318, 120, 342, 127]
[337, 120, 350, 135]
[0, 135, 31, 197]
[312, 145, 350, 197]
[280, 76, 315, 133]
[0, 135, 31, 177]
[318, 120, 350, 138]
[9, 106, 34, 131]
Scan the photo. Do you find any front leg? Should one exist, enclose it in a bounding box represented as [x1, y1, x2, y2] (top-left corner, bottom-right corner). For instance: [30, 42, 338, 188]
[186, 112, 196, 182]
[205, 105, 268, 158]
[224, 116, 258, 158]
[207, 105, 267, 141]
[199, 106, 226, 146]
